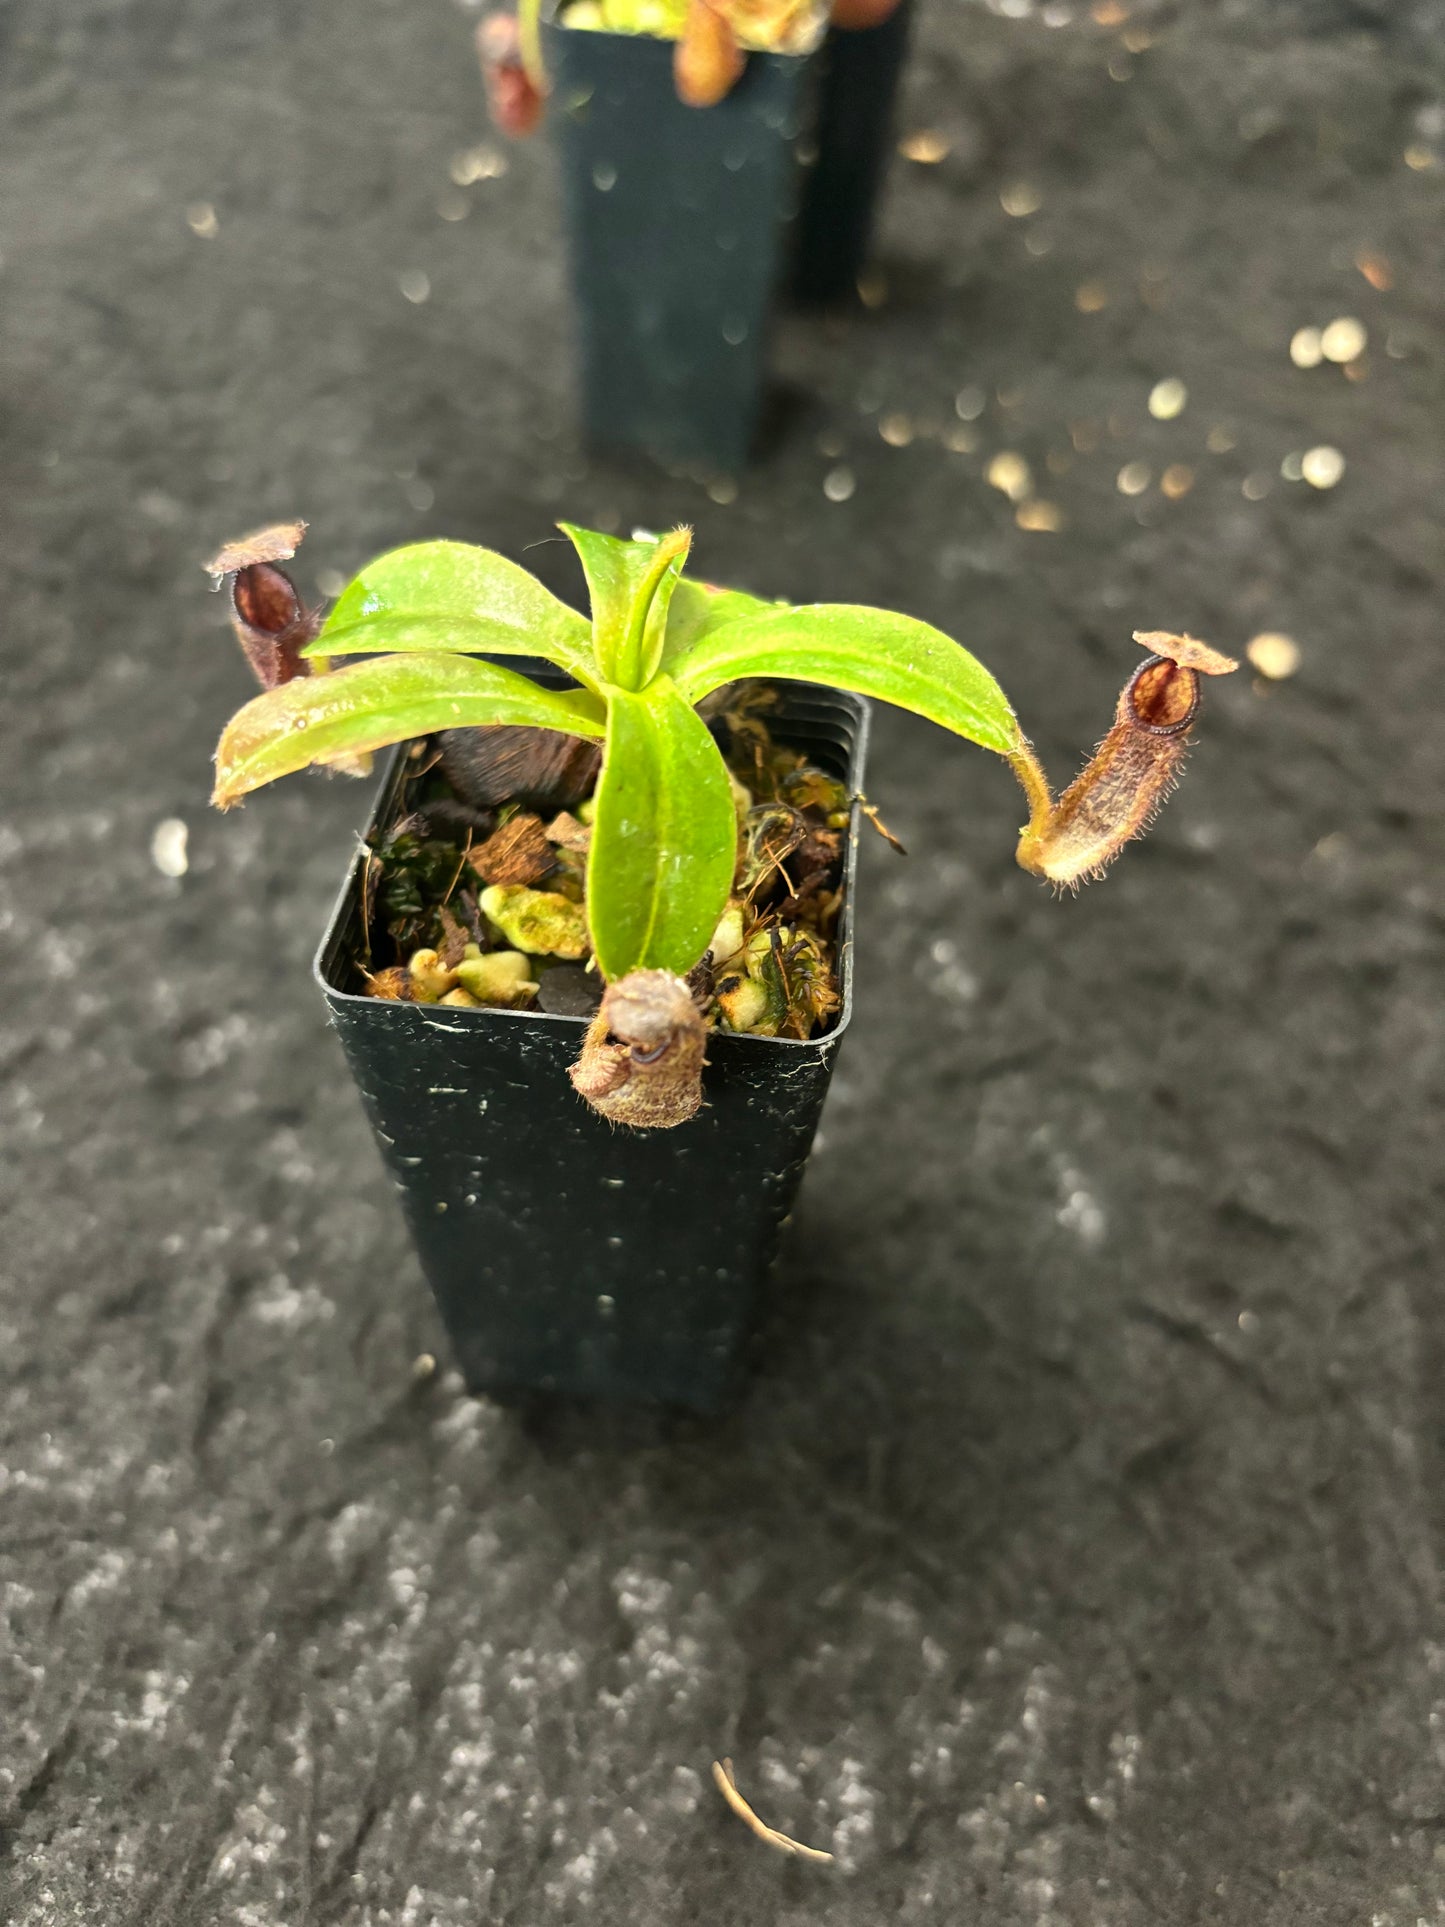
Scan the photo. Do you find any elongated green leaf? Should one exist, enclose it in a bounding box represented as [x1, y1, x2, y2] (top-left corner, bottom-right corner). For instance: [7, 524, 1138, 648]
[669, 604, 1024, 757]
[560, 523, 691, 689]
[213, 656, 605, 808]
[587, 675, 737, 981]
[658, 575, 777, 676]
[313, 540, 597, 687]
[626, 534, 693, 692]
[309, 612, 594, 674]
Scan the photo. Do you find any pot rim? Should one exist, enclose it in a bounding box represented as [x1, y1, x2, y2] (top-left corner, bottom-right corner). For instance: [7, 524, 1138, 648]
[539, 7, 821, 61]
[312, 687, 870, 1055]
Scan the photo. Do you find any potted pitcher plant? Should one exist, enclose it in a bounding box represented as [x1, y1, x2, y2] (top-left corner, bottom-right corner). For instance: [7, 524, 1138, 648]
[477, 0, 913, 468]
[206, 517, 1236, 1409]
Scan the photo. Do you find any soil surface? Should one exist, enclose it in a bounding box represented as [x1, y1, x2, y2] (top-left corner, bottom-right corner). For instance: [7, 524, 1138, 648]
[4, 2, 1444, 1922]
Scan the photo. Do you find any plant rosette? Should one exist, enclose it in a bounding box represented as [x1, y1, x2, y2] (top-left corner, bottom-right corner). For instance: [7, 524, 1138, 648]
[208, 519, 1237, 1133]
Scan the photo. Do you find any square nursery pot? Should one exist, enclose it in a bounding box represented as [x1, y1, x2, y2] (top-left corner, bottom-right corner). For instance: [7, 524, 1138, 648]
[315, 685, 870, 1414]
[543, 18, 815, 472]
[791, 0, 914, 306]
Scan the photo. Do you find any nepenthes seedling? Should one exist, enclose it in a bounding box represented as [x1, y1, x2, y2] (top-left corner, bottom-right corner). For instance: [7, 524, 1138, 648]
[206, 520, 1236, 1126]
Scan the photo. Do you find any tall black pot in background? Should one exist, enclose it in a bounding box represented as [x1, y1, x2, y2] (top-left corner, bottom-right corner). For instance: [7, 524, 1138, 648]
[792, 0, 914, 305]
[543, 20, 815, 472]
[316, 688, 869, 1414]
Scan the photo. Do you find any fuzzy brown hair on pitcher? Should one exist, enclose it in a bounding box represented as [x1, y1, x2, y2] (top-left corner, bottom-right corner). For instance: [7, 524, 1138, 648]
[1010, 631, 1238, 887]
[569, 970, 709, 1129]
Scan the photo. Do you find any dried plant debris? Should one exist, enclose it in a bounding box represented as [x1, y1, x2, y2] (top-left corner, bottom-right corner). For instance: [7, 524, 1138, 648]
[468, 811, 555, 886]
[545, 810, 592, 852]
[354, 686, 850, 1040]
[711, 1759, 834, 1865]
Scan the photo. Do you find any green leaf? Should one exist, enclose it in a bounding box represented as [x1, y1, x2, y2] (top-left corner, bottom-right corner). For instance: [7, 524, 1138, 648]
[669, 604, 1024, 757]
[560, 523, 691, 690]
[657, 575, 777, 677]
[213, 656, 605, 808]
[587, 675, 737, 981]
[313, 541, 597, 687]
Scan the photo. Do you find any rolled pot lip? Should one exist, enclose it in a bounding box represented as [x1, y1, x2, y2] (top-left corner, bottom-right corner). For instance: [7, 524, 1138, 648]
[312, 691, 870, 1055]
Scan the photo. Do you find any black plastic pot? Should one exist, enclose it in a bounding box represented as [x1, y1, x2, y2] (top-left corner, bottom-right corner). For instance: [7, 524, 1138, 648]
[791, 0, 914, 305]
[543, 20, 814, 472]
[315, 686, 869, 1414]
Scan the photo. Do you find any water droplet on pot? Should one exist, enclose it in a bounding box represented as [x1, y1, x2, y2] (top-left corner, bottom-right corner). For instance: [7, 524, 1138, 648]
[1016, 499, 1063, 532]
[987, 451, 1031, 500]
[1000, 182, 1042, 217]
[954, 385, 986, 421]
[899, 129, 950, 164]
[451, 143, 507, 185]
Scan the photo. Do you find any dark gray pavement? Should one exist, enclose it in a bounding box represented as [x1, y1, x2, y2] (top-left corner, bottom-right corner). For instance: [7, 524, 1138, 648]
[3, 1, 1445, 1921]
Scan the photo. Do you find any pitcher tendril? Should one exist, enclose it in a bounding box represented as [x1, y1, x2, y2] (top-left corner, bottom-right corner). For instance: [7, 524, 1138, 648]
[1011, 631, 1238, 888]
